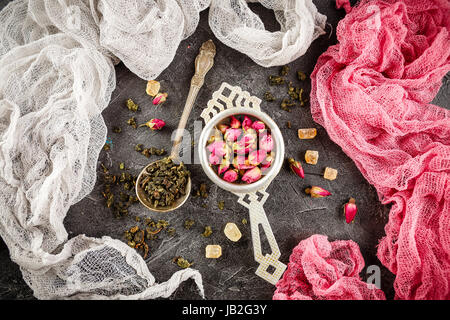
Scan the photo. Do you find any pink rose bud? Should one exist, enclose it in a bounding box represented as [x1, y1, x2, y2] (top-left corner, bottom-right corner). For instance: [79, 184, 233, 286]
[140, 118, 165, 130]
[230, 115, 241, 129]
[242, 116, 253, 131]
[223, 169, 239, 183]
[217, 124, 229, 135]
[209, 153, 221, 165]
[232, 156, 254, 170]
[344, 198, 357, 223]
[152, 92, 168, 105]
[288, 158, 304, 178]
[251, 120, 265, 132]
[218, 157, 230, 175]
[224, 128, 242, 142]
[248, 150, 267, 166]
[207, 141, 228, 157]
[242, 167, 262, 184]
[305, 186, 331, 198]
[261, 153, 274, 168]
[259, 133, 274, 152]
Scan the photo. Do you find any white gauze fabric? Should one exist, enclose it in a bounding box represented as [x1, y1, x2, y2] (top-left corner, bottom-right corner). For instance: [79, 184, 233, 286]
[0, 0, 326, 299]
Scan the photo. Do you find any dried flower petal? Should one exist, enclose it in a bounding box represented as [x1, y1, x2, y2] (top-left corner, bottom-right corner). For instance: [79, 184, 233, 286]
[217, 124, 229, 134]
[251, 121, 265, 132]
[146, 80, 160, 97]
[209, 153, 221, 165]
[223, 169, 238, 182]
[305, 186, 331, 198]
[230, 115, 241, 129]
[242, 116, 253, 131]
[344, 198, 357, 223]
[218, 158, 230, 175]
[152, 92, 168, 105]
[248, 150, 267, 166]
[242, 167, 262, 184]
[259, 133, 274, 152]
[288, 158, 304, 178]
[224, 128, 242, 142]
[207, 140, 228, 157]
[139, 118, 165, 130]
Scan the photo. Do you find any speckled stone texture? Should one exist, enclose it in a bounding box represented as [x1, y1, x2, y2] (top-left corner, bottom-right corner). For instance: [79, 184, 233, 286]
[0, 0, 448, 300]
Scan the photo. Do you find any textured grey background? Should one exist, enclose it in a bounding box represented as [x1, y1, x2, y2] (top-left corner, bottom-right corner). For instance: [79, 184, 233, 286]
[0, 0, 448, 300]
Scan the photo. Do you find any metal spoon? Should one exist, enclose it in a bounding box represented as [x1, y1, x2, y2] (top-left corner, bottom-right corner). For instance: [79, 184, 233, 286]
[136, 39, 216, 212]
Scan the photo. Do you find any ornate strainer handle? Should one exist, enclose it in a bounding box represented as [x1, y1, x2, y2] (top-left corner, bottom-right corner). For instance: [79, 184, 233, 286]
[201, 82, 287, 285]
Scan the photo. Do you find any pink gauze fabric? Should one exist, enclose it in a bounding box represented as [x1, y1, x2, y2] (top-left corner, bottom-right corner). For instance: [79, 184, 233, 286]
[302, 0, 448, 300]
[273, 235, 386, 300]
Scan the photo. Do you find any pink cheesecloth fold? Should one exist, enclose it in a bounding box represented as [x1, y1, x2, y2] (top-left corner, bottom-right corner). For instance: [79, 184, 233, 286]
[275, 0, 450, 300]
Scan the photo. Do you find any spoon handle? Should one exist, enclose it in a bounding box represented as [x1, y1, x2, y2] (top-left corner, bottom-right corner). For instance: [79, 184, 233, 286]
[170, 40, 216, 160]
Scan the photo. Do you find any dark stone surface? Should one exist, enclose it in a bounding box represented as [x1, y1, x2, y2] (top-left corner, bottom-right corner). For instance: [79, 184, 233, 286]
[0, 0, 448, 300]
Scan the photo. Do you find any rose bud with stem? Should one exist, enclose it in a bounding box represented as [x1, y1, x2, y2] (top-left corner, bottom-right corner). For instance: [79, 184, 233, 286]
[344, 198, 357, 223]
[139, 118, 165, 130]
[305, 186, 331, 198]
[288, 158, 304, 178]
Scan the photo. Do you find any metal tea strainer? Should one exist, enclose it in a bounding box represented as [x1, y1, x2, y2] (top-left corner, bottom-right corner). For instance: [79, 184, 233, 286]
[198, 82, 287, 285]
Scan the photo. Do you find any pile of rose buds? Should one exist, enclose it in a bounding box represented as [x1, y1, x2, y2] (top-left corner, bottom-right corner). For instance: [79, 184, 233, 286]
[206, 115, 275, 184]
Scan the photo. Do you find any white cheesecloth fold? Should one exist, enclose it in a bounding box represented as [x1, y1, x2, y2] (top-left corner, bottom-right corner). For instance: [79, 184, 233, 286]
[0, 0, 326, 299]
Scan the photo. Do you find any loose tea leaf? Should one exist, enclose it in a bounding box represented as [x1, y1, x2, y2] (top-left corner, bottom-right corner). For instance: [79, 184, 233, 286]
[126, 98, 139, 112]
[173, 256, 193, 269]
[184, 219, 195, 229]
[297, 70, 307, 81]
[112, 126, 122, 133]
[138, 157, 190, 208]
[242, 218, 248, 225]
[280, 65, 290, 76]
[268, 75, 285, 85]
[202, 226, 212, 237]
[280, 98, 296, 112]
[263, 91, 275, 102]
[127, 117, 137, 128]
[218, 200, 225, 210]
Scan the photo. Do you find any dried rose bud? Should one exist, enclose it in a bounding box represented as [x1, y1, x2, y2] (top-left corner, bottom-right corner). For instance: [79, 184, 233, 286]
[242, 116, 253, 131]
[207, 141, 228, 157]
[288, 158, 304, 178]
[242, 167, 262, 184]
[232, 155, 254, 170]
[153, 92, 168, 105]
[209, 153, 221, 165]
[305, 186, 331, 198]
[232, 133, 256, 154]
[261, 153, 274, 168]
[224, 128, 242, 142]
[223, 169, 238, 183]
[259, 133, 274, 152]
[252, 121, 265, 132]
[217, 124, 229, 135]
[230, 115, 241, 129]
[139, 118, 165, 130]
[218, 158, 230, 175]
[248, 150, 267, 166]
[146, 80, 160, 97]
[344, 198, 357, 223]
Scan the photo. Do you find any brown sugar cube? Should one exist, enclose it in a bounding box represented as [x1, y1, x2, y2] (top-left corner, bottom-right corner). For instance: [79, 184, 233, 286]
[305, 150, 319, 165]
[205, 245, 222, 258]
[323, 167, 338, 180]
[298, 128, 317, 139]
[146, 80, 160, 97]
[224, 222, 242, 242]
